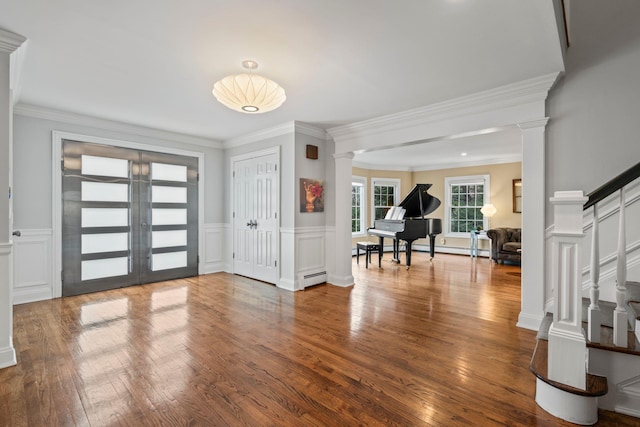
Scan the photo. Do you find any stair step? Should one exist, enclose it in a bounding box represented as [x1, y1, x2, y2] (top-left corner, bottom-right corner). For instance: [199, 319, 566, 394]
[626, 281, 640, 304]
[530, 339, 608, 397]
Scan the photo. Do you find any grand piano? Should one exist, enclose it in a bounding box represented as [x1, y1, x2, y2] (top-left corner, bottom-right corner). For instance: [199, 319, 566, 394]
[367, 184, 442, 269]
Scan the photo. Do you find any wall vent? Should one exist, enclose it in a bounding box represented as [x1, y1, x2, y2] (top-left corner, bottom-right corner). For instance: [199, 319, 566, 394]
[302, 271, 327, 288]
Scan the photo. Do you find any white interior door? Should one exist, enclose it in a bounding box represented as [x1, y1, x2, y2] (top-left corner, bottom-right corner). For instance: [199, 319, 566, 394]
[233, 152, 279, 284]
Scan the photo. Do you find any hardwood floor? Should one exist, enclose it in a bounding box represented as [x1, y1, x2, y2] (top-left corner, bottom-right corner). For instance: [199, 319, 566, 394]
[0, 254, 637, 426]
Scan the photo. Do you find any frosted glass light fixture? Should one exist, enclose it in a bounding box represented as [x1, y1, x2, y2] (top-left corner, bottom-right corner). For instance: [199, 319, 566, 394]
[212, 60, 286, 114]
[480, 203, 497, 218]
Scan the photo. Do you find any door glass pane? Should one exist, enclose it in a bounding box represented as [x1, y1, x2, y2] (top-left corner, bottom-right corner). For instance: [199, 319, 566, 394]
[152, 230, 187, 248]
[82, 233, 129, 254]
[152, 186, 187, 203]
[82, 257, 128, 281]
[82, 155, 128, 178]
[82, 208, 129, 227]
[82, 182, 129, 202]
[152, 209, 187, 225]
[152, 251, 187, 271]
[152, 163, 187, 182]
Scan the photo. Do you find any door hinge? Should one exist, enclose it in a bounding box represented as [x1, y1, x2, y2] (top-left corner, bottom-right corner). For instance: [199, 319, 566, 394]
[233, 252, 235, 259]
[233, 212, 235, 218]
[197, 172, 200, 182]
[61, 270, 64, 282]
[275, 164, 277, 171]
[275, 260, 277, 267]
[233, 171, 235, 178]
[61, 159, 64, 172]
[275, 212, 277, 219]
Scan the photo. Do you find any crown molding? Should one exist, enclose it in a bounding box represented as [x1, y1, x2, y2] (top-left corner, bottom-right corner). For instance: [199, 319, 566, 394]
[294, 122, 328, 140]
[0, 28, 26, 54]
[353, 154, 522, 173]
[13, 103, 222, 149]
[327, 72, 561, 144]
[10, 41, 27, 101]
[352, 161, 412, 172]
[223, 121, 327, 149]
[223, 121, 295, 149]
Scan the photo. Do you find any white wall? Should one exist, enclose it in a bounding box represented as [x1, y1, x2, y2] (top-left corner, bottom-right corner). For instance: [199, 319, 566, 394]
[13, 114, 224, 228]
[223, 124, 331, 290]
[546, 0, 640, 222]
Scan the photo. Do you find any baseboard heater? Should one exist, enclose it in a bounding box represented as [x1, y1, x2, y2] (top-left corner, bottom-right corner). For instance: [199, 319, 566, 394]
[302, 271, 327, 288]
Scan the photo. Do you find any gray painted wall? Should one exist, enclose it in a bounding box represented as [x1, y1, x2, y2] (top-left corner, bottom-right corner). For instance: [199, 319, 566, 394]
[546, 0, 640, 221]
[12, 114, 224, 228]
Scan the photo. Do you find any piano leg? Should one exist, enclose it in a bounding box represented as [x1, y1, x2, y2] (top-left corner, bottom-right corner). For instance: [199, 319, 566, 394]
[393, 239, 401, 264]
[405, 240, 414, 269]
[377, 236, 384, 268]
[429, 234, 437, 260]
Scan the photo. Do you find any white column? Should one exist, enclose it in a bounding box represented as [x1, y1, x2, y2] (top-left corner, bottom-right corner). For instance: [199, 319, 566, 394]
[0, 28, 26, 369]
[547, 191, 588, 390]
[329, 152, 354, 287]
[517, 119, 548, 330]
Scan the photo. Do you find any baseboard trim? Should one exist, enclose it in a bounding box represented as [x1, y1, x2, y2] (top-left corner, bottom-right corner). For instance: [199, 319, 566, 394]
[0, 344, 17, 369]
[517, 312, 543, 331]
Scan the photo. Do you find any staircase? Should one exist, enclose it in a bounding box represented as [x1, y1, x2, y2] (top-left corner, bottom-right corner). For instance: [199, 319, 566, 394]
[534, 162, 640, 424]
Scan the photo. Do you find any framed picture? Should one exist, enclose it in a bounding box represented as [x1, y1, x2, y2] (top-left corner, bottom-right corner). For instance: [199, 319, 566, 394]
[300, 178, 324, 212]
[513, 179, 522, 213]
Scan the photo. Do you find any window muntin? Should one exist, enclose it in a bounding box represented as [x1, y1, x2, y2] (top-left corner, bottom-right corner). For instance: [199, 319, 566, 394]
[445, 175, 490, 238]
[352, 177, 366, 236]
[372, 178, 400, 224]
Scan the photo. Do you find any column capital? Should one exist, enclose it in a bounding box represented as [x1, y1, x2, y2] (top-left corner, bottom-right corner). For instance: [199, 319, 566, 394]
[0, 28, 26, 54]
[518, 118, 549, 131]
[333, 152, 354, 161]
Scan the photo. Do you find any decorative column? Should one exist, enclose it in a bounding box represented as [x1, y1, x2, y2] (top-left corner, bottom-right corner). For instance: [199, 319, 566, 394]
[330, 152, 354, 287]
[547, 191, 588, 390]
[0, 28, 26, 369]
[517, 119, 548, 330]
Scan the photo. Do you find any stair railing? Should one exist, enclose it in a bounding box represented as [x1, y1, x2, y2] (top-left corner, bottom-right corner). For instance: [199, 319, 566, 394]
[583, 161, 640, 347]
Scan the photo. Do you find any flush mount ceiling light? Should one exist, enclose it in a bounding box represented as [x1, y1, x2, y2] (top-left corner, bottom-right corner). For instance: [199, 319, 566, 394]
[212, 60, 286, 114]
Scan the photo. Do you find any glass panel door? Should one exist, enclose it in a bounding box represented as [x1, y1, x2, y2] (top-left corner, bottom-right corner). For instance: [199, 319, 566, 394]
[139, 151, 198, 284]
[62, 140, 198, 296]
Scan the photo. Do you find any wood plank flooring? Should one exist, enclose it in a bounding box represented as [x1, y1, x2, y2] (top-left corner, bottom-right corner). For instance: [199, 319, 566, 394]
[0, 254, 637, 426]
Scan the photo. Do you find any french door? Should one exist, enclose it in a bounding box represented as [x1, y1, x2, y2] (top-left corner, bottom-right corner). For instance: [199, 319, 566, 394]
[62, 140, 198, 296]
[233, 152, 279, 284]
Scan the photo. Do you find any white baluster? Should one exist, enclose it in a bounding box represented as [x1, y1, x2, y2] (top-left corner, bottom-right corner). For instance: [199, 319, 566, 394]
[588, 204, 601, 343]
[614, 188, 628, 347]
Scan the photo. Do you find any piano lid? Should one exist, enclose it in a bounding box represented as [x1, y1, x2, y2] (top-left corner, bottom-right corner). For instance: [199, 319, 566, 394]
[398, 184, 441, 219]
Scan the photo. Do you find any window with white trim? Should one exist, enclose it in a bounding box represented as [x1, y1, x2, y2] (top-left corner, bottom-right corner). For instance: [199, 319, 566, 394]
[444, 175, 490, 238]
[371, 178, 400, 225]
[351, 177, 366, 236]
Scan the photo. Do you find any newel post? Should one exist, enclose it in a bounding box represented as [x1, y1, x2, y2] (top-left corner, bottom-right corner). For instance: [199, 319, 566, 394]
[547, 191, 588, 390]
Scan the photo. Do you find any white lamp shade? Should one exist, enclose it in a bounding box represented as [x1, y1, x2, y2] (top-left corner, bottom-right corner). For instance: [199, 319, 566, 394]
[480, 203, 497, 217]
[213, 73, 286, 113]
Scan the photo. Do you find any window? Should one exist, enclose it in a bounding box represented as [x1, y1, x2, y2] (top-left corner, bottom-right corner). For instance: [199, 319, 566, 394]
[444, 175, 490, 238]
[351, 177, 366, 236]
[372, 178, 400, 225]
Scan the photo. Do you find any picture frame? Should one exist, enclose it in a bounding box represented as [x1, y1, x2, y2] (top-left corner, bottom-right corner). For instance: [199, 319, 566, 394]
[513, 179, 522, 213]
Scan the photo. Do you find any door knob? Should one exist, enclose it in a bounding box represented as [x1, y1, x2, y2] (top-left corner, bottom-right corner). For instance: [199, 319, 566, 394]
[12, 230, 21, 237]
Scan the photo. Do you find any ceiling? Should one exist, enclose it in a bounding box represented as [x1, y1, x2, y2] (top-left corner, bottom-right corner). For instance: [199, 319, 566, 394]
[353, 127, 523, 171]
[1, 0, 564, 161]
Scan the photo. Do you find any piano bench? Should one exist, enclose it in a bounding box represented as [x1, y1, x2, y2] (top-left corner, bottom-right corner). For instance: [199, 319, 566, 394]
[356, 241, 381, 268]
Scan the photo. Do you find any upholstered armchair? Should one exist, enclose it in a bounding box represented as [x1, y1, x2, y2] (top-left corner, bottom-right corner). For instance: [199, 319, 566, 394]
[486, 227, 521, 264]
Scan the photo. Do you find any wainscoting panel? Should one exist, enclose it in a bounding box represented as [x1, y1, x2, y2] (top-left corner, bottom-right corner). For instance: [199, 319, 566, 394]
[203, 223, 227, 274]
[12, 229, 53, 305]
[296, 227, 327, 289]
